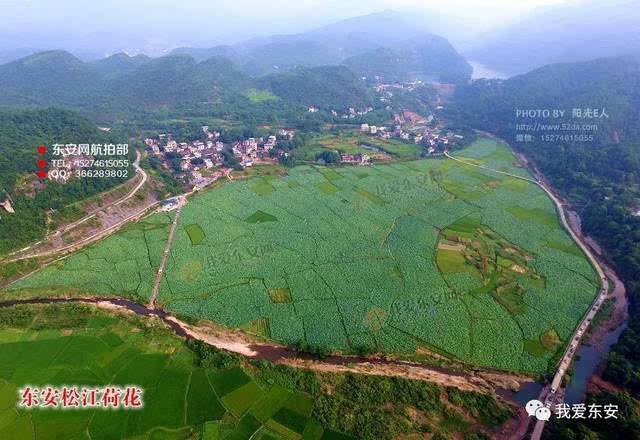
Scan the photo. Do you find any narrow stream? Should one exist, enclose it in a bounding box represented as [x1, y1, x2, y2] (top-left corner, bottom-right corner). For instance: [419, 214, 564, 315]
[0, 296, 485, 382]
[4, 295, 622, 400]
[0, 297, 190, 338]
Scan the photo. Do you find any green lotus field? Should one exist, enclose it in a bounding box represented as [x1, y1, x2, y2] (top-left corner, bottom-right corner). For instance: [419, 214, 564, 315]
[8, 138, 599, 372]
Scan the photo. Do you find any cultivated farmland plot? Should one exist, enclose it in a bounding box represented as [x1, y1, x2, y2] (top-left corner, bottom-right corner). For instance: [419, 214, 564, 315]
[0, 305, 354, 440]
[7, 138, 599, 373]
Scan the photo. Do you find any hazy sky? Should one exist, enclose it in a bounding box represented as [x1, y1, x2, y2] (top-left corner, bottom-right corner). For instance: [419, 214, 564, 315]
[0, 0, 577, 55]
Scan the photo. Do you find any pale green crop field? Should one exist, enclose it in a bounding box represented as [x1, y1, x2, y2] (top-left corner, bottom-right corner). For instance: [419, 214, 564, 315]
[8, 138, 599, 372]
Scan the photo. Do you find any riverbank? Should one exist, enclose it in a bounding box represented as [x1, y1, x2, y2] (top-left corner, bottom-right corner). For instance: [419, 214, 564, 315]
[0, 296, 530, 397]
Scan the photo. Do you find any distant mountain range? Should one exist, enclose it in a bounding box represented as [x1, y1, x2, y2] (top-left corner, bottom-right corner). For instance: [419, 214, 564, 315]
[466, 0, 640, 75]
[0, 11, 473, 117]
[169, 11, 472, 82]
[4, 4, 640, 82]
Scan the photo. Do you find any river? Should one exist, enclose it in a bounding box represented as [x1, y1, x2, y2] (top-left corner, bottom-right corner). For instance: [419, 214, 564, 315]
[513, 319, 627, 406]
[564, 322, 627, 404]
[468, 61, 509, 80]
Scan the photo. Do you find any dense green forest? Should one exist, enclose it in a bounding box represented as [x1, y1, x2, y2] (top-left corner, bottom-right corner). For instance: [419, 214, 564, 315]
[543, 391, 640, 439]
[0, 108, 132, 255]
[0, 51, 249, 115]
[0, 12, 469, 124]
[256, 65, 374, 110]
[0, 51, 381, 123]
[449, 54, 640, 437]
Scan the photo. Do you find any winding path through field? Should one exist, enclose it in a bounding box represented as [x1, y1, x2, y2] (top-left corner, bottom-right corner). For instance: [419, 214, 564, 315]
[444, 151, 610, 440]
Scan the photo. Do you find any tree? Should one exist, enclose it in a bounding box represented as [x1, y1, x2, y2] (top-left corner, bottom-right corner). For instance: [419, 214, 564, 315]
[316, 151, 340, 164]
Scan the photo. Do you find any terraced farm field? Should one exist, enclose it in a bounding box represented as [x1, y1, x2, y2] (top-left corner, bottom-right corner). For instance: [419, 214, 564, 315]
[8, 138, 599, 372]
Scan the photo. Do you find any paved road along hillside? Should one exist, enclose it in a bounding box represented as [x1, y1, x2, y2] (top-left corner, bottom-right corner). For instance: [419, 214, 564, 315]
[444, 151, 610, 440]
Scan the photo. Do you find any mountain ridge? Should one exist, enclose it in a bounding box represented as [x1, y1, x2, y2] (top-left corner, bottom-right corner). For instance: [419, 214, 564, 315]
[466, 0, 640, 75]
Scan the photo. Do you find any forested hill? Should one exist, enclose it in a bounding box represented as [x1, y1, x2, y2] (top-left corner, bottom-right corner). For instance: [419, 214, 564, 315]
[343, 35, 472, 84]
[0, 108, 128, 254]
[0, 50, 378, 120]
[0, 108, 111, 194]
[0, 51, 250, 110]
[0, 51, 99, 108]
[256, 65, 373, 109]
[89, 52, 152, 78]
[107, 54, 249, 106]
[448, 55, 640, 433]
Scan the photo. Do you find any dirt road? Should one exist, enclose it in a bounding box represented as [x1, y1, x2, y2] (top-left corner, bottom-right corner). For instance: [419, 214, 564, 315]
[53, 150, 148, 235]
[148, 197, 185, 308]
[1, 151, 152, 265]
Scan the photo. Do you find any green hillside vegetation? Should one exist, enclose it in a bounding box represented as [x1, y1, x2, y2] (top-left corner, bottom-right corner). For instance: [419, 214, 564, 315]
[8, 138, 599, 373]
[89, 52, 152, 78]
[0, 51, 98, 107]
[256, 66, 374, 110]
[0, 303, 512, 440]
[0, 52, 250, 116]
[245, 89, 279, 103]
[0, 51, 251, 109]
[109, 55, 251, 107]
[0, 50, 379, 124]
[343, 36, 472, 83]
[449, 55, 640, 144]
[0, 108, 133, 255]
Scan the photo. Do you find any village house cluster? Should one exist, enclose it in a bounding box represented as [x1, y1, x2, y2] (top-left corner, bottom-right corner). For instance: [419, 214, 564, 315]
[331, 107, 374, 119]
[307, 105, 376, 120]
[375, 80, 427, 104]
[340, 153, 371, 165]
[144, 126, 295, 188]
[375, 80, 425, 94]
[360, 111, 463, 155]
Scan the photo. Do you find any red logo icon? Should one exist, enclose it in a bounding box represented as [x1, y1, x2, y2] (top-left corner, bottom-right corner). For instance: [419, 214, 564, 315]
[37, 171, 48, 179]
[37, 159, 47, 169]
[37, 145, 47, 154]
